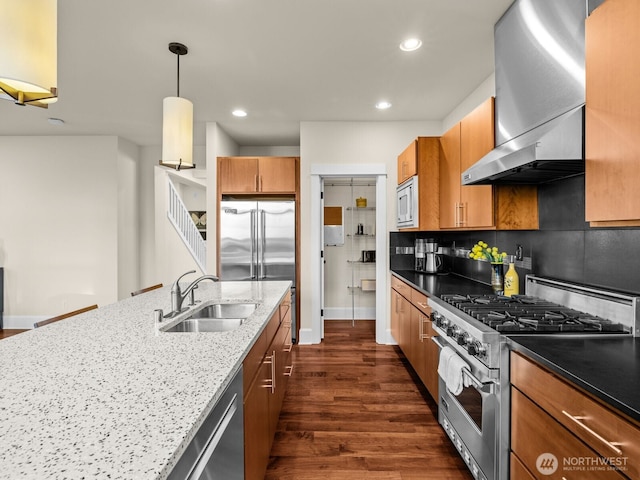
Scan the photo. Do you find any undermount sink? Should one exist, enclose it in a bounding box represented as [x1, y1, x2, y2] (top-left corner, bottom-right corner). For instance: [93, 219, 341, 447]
[190, 303, 258, 319]
[162, 302, 258, 333]
[164, 317, 245, 333]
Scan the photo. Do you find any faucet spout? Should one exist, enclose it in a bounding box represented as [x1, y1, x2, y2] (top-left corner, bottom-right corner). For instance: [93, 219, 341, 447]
[168, 271, 219, 316]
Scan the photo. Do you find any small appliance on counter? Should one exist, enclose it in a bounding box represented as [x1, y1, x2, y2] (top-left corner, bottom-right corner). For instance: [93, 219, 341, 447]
[415, 238, 442, 274]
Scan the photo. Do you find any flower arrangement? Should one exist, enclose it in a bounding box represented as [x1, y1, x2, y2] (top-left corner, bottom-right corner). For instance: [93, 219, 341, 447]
[469, 241, 507, 264]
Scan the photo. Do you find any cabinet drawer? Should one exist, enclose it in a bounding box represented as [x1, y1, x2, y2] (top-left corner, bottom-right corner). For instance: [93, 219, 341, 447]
[510, 452, 536, 480]
[511, 352, 640, 479]
[279, 289, 292, 321]
[512, 388, 626, 479]
[391, 276, 412, 299]
[243, 328, 267, 397]
[411, 289, 429, 315]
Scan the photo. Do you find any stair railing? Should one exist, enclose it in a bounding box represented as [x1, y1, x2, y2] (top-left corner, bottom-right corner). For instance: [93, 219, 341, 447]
[167, 177, 206, 273]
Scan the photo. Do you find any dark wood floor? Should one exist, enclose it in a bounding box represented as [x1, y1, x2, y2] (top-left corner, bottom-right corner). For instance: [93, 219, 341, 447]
[265, 320, 473, 480]
[0, 329, 27, 340]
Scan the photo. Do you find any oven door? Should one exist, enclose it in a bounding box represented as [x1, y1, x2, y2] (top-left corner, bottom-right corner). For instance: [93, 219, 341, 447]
[433, 336, 499, 480]
[396, 176, 418, 228]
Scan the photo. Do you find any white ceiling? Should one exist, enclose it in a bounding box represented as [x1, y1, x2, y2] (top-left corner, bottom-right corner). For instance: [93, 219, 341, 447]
[0, 0, 514, 147]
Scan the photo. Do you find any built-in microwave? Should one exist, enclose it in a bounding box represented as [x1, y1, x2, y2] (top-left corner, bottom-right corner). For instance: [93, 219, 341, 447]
[396, 175, 419, 229]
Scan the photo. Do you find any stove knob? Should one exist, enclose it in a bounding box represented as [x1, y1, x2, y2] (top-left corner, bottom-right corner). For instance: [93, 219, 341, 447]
[457, 332, 469, 346]
[440, 318, 450, 329]
[432, 311, 443, 326]
[468, 341, 486, 356]
[446, 324, 456, 336]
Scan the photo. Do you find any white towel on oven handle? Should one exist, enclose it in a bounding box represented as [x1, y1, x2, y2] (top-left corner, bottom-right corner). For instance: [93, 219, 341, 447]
[437, 345, 471, 396]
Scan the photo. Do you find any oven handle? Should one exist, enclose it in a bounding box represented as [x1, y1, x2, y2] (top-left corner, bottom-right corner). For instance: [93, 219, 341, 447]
[431, 336, 496, 395]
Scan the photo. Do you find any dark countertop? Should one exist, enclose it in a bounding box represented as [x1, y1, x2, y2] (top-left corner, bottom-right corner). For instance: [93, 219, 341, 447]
[508, 336, 640, 423]
[390, 269, 640, 424]
[391, 269, 493, 297]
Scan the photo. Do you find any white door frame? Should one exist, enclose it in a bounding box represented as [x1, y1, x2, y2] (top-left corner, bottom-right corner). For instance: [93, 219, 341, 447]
[309, 164, 389, 344]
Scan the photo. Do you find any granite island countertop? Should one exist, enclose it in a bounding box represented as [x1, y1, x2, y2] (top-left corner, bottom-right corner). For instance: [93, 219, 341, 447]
[390, 269, 640, 425]
[0, 280, 291, 480]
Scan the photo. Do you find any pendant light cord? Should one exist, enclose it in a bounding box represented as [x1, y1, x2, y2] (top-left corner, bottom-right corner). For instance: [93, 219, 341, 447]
[176, 53, 180, 98]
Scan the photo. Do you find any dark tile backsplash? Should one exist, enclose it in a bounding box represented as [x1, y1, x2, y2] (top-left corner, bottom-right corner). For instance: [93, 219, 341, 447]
[390, 175, 640, 295]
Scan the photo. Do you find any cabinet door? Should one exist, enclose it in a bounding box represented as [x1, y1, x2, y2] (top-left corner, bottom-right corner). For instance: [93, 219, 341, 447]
[391, 289, 402, 345]
[258, 157, 297, 193]
[409, 306, 427, 383]
[511, 388, 626, 480]
[439, 123, 461, 229]
[244, 360, 271, 480]
[219, 157, 259, 193]
[423, 320, 439, 401]
[585, 0, 640, 225]
[397, 140, 418, 184]
[460, 97, 495, 228]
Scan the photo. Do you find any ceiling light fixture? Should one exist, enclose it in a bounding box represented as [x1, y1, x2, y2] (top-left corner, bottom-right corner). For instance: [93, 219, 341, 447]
[0, 0, 58, 108]
[160, 42, 194, 170]
[232, 109, 248, 117]
[399, 38, 422, 52]
[375, 101, 392, 110]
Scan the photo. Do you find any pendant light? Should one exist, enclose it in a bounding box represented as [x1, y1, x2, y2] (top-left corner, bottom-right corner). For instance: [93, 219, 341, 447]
[0, 0, 58, 108]
[160, 42, 194, 170]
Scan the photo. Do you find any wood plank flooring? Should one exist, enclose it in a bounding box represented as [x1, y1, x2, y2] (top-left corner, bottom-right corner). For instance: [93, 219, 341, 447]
[0, 329, 27, 340]
[265, 320, 473, 480]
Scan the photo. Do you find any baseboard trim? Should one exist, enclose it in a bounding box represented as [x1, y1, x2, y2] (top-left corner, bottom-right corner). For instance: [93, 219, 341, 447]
[2, 315, 43, 330]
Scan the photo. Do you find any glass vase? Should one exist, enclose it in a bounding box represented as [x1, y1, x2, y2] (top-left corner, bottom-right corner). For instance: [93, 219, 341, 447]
[491, 263, 504, 295]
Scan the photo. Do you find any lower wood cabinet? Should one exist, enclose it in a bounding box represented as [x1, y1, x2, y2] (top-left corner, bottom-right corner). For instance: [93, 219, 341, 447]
[243, 292, 293, 480]
[510, 352, 639, 479]
[390, 276, 439, 401]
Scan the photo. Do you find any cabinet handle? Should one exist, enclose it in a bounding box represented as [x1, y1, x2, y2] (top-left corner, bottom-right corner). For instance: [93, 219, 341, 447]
[260, 175, 263, 191]
[459, 203, 466, 226]
[420, 315, 430, 340]
[255, 174, 259, 191]
[284, 343, 293, 353]
[284, 365, 294, 377]
[264, 352, 276, 394]
[418, 314, 424, 342]
[561, 410, 623, 455]
[416, 301, 428, 309]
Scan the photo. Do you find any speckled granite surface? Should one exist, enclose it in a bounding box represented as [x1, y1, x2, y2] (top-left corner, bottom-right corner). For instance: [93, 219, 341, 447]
[0, 280, 291, 480]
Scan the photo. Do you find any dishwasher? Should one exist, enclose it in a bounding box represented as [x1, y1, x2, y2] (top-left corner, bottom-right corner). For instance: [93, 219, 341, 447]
[167, 367, 244, 480]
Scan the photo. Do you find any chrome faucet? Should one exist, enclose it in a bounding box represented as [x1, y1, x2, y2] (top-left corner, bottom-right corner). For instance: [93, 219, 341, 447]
[167, 270, 219, 317]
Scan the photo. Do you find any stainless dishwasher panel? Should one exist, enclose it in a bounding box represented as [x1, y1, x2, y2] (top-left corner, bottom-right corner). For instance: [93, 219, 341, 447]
[168, 367, 244, 480]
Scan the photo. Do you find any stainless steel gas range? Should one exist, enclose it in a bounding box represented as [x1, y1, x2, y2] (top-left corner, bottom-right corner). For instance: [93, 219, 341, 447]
[428, 275, 639, 480]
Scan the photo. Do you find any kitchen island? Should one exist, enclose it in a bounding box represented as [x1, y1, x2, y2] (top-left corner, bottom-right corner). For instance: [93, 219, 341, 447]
[0, 280, 291, 480]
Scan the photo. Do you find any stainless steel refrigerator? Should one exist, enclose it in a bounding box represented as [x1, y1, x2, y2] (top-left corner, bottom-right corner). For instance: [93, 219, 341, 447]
[220, 199, 296, 339]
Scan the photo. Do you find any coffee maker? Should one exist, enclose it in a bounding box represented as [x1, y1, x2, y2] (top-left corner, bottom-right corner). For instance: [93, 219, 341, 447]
[415, 238, 442, 273]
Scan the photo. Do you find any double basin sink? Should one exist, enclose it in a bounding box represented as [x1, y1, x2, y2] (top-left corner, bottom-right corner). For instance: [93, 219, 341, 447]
[163, 302, 258, 333]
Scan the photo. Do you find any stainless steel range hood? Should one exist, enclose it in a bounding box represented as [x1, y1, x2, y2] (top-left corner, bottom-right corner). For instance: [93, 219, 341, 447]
[462, 105, 584, 185]
[462, 0, 591, 186]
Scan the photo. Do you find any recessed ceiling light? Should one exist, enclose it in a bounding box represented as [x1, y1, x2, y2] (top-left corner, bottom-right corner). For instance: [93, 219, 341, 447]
[375, 101, 392, 110]
[47, 117, 65, 126]
[399, 38, 422, 52]
[232, 109, 247, 117]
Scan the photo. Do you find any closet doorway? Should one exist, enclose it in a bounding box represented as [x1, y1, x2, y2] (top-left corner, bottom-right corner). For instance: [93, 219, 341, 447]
[309, 164, 388, 345]
[323, 178, 377, 324]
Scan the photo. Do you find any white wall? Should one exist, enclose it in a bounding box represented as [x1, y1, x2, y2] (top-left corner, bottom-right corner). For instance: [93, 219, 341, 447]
[0, 136, 122, 325]
[442, 74, 496, 132]
[299, 121, 441, 336]
[140, 145, 206, 288]
[117, 138, 140, 299]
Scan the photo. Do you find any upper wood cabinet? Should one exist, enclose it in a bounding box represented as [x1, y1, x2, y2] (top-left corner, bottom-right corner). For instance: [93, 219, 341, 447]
[218, 156, 298, 194]
[440, 97, 538, 230]
[440, 98, 495, 229]
[585, 0, 640, 226]
[397, 141, 419, 184]
[396, 137, 440, 231]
